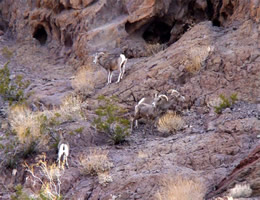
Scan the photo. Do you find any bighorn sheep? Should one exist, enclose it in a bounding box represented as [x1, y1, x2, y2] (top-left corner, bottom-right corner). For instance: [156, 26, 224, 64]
[57, 131, 69, 169]
[153, 89, 186, 111]
[93, 52, 127, 84]
[131, 94, 169, 131]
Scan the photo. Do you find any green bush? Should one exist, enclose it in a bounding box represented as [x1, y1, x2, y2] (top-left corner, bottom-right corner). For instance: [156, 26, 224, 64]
[93, 95, 130, 144]
[11, 184, 32, 200]
[214, 93, 238, 114]
[0, 62, 30, 105]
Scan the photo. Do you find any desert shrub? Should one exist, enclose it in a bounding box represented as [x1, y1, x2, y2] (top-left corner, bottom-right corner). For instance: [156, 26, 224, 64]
[74, 126, 84, 133]
[0, 61, 30, 105]
[0, 136, 20, 169]
[4, 95, 85, 168]
[79, 148, 113, 176]
[146, 43, 167, 56]
[8, 105, 50, 151]
[93, 95, 130, 144]
[71, 65, 105, 96]
[184, 46, 212, 74]
[185, 55, 202, 74]
[214, 93, 238, 114]
[155, 176, 205, 200]
[11, 184, 33, 200]
[157, 111, 185, 134]
[23, 154, 64, 200]
[229, 183, 252, 198]
[2, 46, 13, 60]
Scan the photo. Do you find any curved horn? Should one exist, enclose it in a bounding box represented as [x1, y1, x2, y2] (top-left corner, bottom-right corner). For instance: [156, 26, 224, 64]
[158, 94, 168, 101]
[170, 89, 180, 96]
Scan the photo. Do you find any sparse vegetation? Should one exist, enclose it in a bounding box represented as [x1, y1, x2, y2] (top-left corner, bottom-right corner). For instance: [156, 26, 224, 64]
[146, 43, 167, 56]
[74, 126, 84, 133]
[214, 93, 238, 114]
[79, 148, 113, 176]
[23, 153, 64, 200]
[155, 176, 205, 200]
[0, 95, 85, 169]
[0, 61, 30, 105]
[8, 95, 84, 150]
[71, 65, 101, 96]
[229, 183, 252, 198]
[11, 184, 32, 200]
[2, 46, 13, 60]
[93, 95, 130, 144]
[185, 55, 202, 74]
[157, 111, 185, 134]
[184, 46, 212, 74]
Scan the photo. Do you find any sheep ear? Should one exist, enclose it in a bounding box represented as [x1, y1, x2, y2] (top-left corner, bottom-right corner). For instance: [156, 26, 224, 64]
[155, 93, 158, 98]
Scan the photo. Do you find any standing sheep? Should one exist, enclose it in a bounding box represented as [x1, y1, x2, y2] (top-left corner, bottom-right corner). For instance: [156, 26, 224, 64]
[153, 89, 186, 112]
[57, 131, 70, 169]
[131, 94, 169, 132]
[93, 52, 127, 84]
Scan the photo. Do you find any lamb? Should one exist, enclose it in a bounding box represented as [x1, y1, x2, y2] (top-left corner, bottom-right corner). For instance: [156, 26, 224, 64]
[57, 131, 70, 169]
[93, 52, 127, 84]
[131, 94, 169, 132]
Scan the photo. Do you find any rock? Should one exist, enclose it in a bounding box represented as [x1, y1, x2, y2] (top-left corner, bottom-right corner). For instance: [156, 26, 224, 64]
[70, 0, 82, 9]
[206, 144, 260, 199]
[0, 0, 260, 199]
[207, 121, 216, 132]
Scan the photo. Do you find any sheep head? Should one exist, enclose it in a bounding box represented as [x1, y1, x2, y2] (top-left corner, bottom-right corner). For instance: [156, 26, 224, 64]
[93, 52, 105, 64]
[153, 94, 169, 107]
[168, 89, 186, 102]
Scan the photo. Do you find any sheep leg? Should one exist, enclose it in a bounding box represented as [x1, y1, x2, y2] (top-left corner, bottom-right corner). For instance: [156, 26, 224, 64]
[107, 71, 111, 85]
[57, 155, 61, 168]
[65, 155, 69, 168]
[110, 71, 113, 84]
[116, 67, 122, 83]
[135, 120, 138, 128]
[121, 59, 127, 80]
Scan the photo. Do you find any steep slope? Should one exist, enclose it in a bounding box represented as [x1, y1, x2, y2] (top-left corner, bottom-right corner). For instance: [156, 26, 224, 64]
[0, 0, 259, 199]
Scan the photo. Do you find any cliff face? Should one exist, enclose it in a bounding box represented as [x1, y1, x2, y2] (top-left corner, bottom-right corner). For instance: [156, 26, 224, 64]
[0, 0, 259, 199]
[1, 0, 259, 59]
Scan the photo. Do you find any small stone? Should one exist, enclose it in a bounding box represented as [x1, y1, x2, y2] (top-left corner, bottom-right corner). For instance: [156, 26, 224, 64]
[222, 108, 231, 113]
[207, 121, 216, 131]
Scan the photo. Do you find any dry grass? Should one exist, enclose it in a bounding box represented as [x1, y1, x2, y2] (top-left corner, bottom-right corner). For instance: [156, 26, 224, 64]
[155, 176, 205, 200]
[24, 153, 64, 199]
[229, 183, 252, 198]
[71, 65, 105, 95]
[8, 104, 49, 148]
[79, 148, 113, 176]
[97, 171, 113, 186]
[71, 65, 94, 94]
[8, 95, 85, 149]
[157, 111, 185, 134]
[146, 43, 167, 56]
[185, 55, 202, 74]
[183, 46, 212, 74]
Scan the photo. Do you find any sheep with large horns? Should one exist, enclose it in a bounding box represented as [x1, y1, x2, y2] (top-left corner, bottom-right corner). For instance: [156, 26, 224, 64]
[152, 89, 186, 112]
[93, 52, 127, 84]
[131, 94, 169, 132]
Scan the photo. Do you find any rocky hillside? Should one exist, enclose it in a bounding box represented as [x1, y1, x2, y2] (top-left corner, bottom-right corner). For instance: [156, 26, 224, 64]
[0, 0, 259, 199]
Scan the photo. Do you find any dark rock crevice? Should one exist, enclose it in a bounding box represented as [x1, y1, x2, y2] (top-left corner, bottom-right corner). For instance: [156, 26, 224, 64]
[142, 18, 172, 44]
[33, 24, 48, 45]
